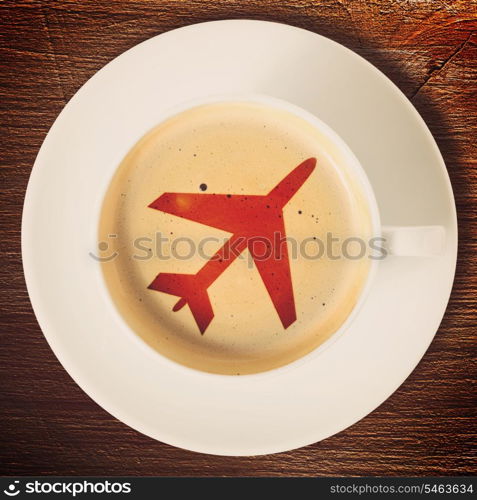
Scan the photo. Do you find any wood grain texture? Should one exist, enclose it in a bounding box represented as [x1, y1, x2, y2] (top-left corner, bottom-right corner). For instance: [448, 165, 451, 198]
[1, 0, 476, 476]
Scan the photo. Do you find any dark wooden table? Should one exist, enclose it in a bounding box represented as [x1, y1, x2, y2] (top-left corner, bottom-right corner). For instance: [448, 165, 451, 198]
[1, 0, 476, 476]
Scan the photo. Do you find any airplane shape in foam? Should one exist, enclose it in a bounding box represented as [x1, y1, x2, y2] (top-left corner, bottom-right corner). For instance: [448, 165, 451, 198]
[148, 157, 316, 334]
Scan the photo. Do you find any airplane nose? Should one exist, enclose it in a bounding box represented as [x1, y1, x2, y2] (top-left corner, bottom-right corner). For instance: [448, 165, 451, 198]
[301, 157, 317, 174]
[268, 157, 316, 205]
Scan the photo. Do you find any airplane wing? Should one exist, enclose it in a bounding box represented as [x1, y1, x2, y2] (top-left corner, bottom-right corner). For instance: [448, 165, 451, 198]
[247, 223, 297, 329]
[149, 193, 262, 233]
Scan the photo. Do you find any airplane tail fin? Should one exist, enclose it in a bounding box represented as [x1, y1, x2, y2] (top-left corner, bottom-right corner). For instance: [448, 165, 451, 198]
[148, 272, 214, 334]
[268, 157, 316, 207]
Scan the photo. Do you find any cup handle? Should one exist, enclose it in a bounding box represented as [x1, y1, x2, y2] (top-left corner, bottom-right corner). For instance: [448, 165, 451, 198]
[381, 225, 446, 257]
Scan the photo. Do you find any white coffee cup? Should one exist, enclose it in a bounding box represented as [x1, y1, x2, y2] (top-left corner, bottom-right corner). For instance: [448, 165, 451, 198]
[97, 93, 446, 378]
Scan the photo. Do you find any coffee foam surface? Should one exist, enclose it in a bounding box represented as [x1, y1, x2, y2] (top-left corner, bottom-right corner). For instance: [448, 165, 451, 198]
[99, 102, 372, 374]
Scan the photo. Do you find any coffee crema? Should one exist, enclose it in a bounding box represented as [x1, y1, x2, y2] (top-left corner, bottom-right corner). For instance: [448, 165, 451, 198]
[99, 101, 372, 374]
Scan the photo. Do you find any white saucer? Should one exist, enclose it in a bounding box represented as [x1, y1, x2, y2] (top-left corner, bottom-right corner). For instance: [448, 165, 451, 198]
[22, 20, 457, 456]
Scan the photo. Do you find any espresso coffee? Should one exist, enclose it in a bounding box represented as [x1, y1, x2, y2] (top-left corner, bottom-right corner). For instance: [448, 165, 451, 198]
[99, 101, 373, 374]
